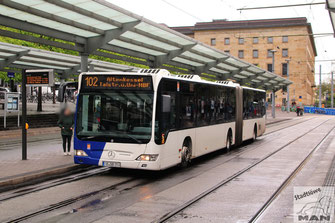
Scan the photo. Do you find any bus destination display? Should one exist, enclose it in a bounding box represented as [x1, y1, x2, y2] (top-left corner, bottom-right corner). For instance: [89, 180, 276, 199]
[82, 75, 152, 90]
[26, 72, 49, 85]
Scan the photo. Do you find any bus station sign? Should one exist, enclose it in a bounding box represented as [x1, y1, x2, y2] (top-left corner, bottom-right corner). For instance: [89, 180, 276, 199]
[26, 69, 54, 86]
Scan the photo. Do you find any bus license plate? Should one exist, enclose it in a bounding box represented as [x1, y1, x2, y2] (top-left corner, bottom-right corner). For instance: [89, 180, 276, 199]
[103, 161, 121, 168]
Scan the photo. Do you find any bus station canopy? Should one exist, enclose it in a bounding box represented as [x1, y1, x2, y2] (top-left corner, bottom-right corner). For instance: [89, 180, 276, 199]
[0, 42, 138, 77]
[0, 0, 292, 90]
[327, 0, 335, 36]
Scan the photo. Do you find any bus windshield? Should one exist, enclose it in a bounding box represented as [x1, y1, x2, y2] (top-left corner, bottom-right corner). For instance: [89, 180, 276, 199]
[76, 91, 153, 144]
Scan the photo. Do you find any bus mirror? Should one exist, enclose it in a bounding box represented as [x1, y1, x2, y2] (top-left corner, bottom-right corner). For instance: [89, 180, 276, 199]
[57, 82, 78, 102]
[162, 95, 171, 113]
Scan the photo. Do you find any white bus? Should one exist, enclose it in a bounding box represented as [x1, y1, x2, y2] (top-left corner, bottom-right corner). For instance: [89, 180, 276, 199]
[74, 69, 266, 170]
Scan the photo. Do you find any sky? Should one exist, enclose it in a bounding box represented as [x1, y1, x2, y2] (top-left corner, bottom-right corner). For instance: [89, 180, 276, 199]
[107, 0, 335, 84]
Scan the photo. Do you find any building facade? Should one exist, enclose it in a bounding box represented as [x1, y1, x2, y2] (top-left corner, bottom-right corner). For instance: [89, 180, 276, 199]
[171, 17, 317, 106]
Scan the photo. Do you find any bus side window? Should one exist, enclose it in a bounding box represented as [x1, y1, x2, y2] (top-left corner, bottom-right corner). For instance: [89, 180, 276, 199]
[180, 82, 195, 129]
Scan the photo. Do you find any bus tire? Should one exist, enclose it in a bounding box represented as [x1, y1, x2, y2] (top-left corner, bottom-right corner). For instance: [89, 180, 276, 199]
[180, 138, 192, 168]
[226, 130, 232, 152]
[252, 125, 257, 141]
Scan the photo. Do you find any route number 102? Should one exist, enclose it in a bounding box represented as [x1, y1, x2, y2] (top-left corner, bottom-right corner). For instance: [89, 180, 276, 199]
[85, 76, 98, 87]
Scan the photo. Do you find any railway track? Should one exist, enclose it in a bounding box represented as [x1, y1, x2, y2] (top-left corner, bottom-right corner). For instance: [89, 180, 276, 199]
[0, 167, 110, 202]
[1, 117, 322, 222]
[153, 118, 332, 223]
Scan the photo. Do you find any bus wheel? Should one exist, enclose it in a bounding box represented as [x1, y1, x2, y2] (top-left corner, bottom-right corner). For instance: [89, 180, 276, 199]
[252, 126, 257, 141]
[180, 139, 192, 168]
[226, 132, 232, 152]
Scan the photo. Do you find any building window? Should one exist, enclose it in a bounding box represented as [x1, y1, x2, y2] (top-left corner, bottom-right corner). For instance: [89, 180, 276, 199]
[253, 49, 258, 58]
[267, 64, 273, 72]
[282, 63, 288, 76]
[238, 38, 244, 45]
[282, 36, 288, 43]
[253, 37, 258, 44]
[210, 38, 216, 46]
[224, 50, 230, 54]
[238, 50, 244, 58]
[267, 49, 273, 58]
[282, 48, 288, 57]
[224, 38, 230, 45]
[267, 37, 273, 43]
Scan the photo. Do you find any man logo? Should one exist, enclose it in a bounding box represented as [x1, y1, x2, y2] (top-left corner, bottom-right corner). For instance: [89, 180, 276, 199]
[108, 151, 116, 159]
[294, 187, 334, 222]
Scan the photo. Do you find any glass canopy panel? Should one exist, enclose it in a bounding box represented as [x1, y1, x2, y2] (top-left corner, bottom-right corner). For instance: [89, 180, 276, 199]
[0, 52, 16, 57]
[234, 74, 247, 79]
[256, 76, 268, 81]
[172, 57, 203, 67]
[121, 31, 179, 51]
[191, 45, 227, 59]
[0, 5, 99, 37]
[247, 66, 264, 73]
[108, 40, 165, 56]
[329, 0, 335, 8]
[269, 80, 278, 84]
[240, 71, 255, 77]
[225, 57, 248, 68]
[91, 62, 133, 70]
[251, 79, 261, 83]
[0, 45, 26, 53]
[264, 83, 272, 86]
[28, 51, 80, 63]
[13, 61, 69, 70]
[262, 72, 276, 78]
[181, 51, 215, 63]
[71, 1, 138, 23]
[217, 63, 238, 71]
[20, 56, 77, 67]
[209, 67, 230, 74]
[135, 23, 194, 46]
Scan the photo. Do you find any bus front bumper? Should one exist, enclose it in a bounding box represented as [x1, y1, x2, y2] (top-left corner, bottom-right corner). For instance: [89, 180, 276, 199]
[74, 155, 161, 170]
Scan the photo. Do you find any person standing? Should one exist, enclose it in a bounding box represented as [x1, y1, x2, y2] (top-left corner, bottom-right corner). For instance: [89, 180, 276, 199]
[57, 108, 74, 156]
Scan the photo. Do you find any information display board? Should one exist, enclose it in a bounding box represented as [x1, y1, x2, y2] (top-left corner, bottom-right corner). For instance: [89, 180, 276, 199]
[4, 92, 20, 128]
[6, 93, 19, 111]
[26, 69, 54, 86]
[81, 75, 153, 91]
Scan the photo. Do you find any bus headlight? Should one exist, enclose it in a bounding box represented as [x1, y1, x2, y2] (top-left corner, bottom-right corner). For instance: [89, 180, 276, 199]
[75, 150, 88, 157]
[136, 154, 159, 161]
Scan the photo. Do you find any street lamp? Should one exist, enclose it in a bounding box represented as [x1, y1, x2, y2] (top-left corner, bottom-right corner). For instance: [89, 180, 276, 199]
[285, 58, 291, 113]
[270, 49, 277, 118]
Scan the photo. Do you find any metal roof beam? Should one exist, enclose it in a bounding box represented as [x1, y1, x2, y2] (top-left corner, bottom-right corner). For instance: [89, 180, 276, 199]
[0, 50, 29, 69]
[87, 21, 141, 53]
[117, 36, 168, 54]
[63, 64, 81, 78]
[0, 0, 104, 35]
[153, 44, 196, 67]
[194, 58, 230, 75]
[0, 15, 86, 44]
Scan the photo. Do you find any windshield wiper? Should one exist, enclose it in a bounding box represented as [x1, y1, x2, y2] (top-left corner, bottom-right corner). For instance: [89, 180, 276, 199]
[124, 134, 143, 144]
[78, 135, 110, 141]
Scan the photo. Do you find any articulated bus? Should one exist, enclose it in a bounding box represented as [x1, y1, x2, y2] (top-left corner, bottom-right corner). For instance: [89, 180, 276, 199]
[74, 69, 266, 170]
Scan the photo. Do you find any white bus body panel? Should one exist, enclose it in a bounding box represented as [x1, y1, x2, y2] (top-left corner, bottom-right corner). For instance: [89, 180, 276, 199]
[242, 117, 266, 141]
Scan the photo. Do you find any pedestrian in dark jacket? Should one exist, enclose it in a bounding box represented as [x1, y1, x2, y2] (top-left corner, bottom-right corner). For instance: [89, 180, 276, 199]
[58, 108, 74, 156]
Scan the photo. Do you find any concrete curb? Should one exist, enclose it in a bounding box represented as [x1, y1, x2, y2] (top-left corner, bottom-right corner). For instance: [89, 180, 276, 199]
[0, 164, 83, 191]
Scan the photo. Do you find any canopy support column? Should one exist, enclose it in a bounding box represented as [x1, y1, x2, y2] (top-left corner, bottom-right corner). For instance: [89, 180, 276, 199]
[80, 53, 89, 72]
[272, 90, 276, 118]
